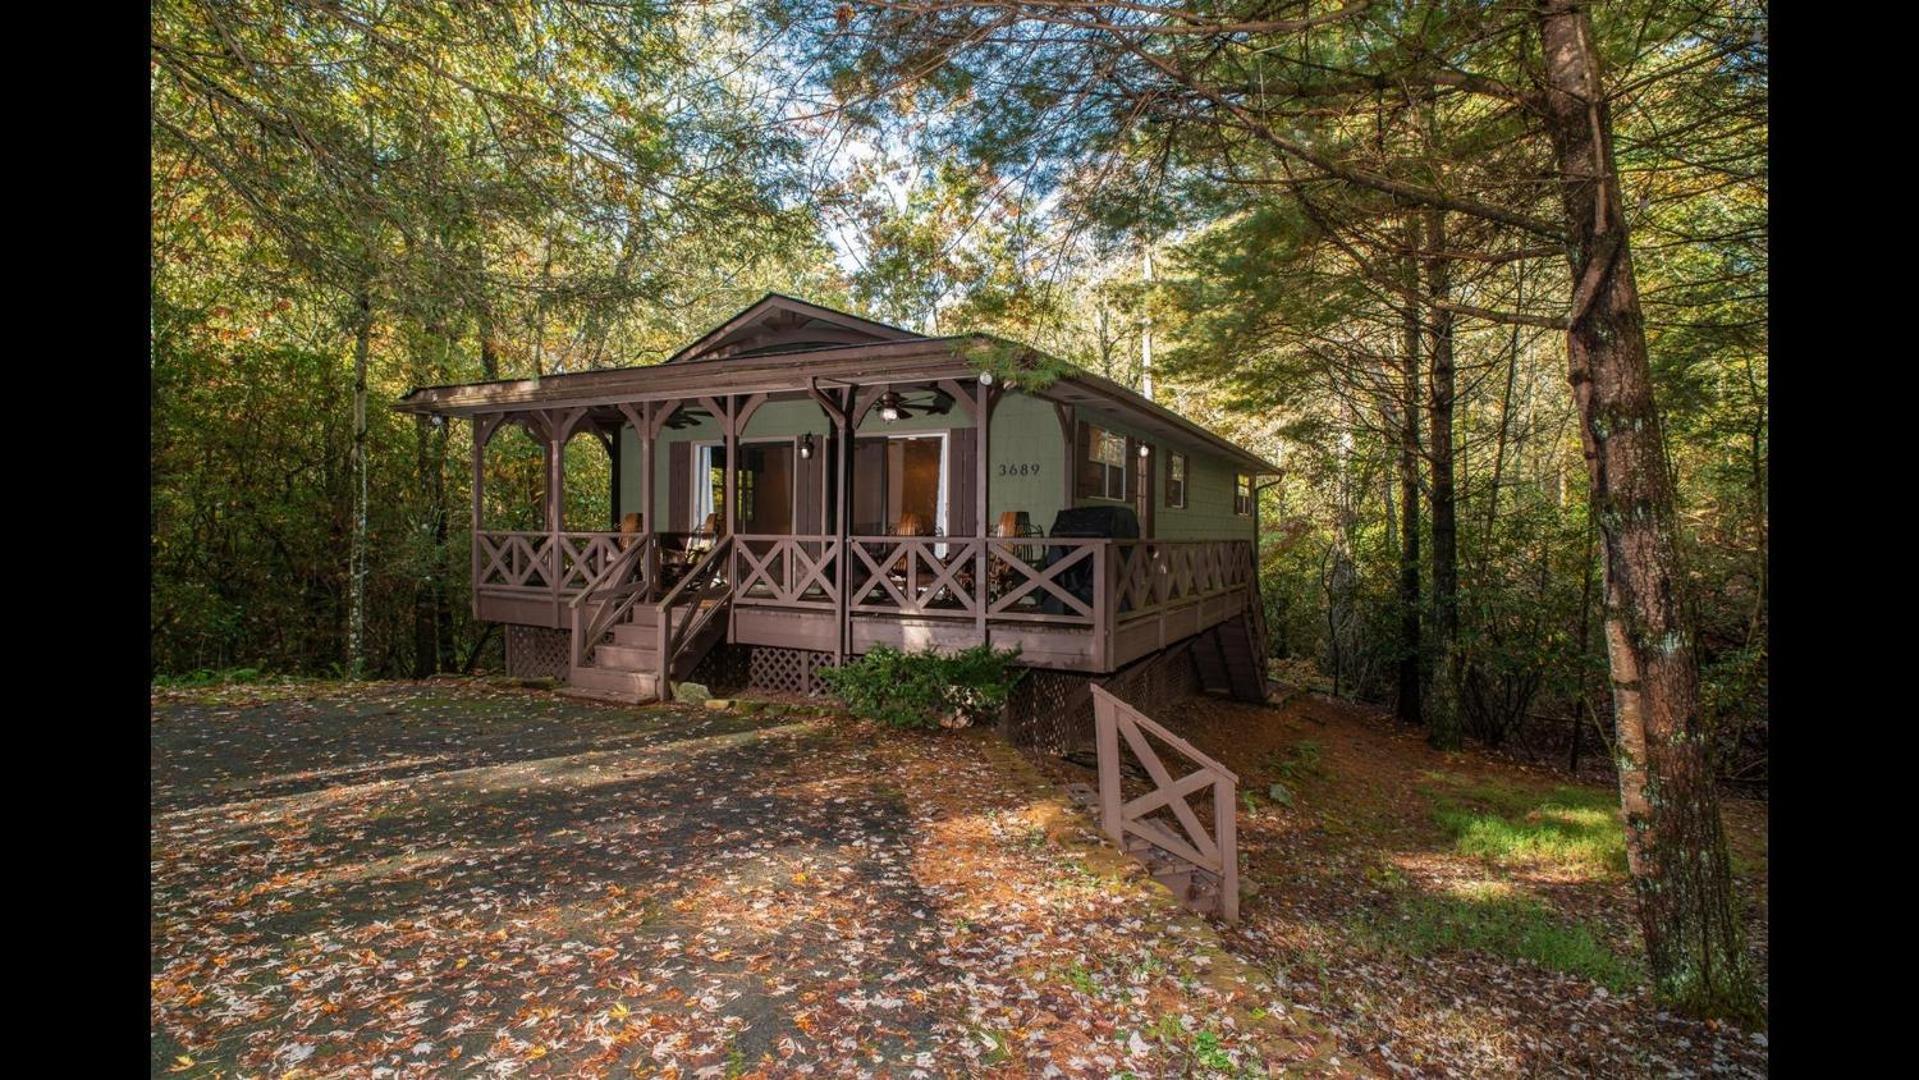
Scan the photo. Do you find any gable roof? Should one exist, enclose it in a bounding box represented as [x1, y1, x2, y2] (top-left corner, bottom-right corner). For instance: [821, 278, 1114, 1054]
[663, 293, 923, 364]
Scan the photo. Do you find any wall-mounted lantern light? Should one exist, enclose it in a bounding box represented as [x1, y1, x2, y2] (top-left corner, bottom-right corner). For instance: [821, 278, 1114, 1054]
[1137, 443, 1152, 458]
[799, 432, 815, 460]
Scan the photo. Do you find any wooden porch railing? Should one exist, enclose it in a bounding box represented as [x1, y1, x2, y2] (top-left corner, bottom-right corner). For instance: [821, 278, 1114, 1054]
[566, 533, 656, 670]
[733, 535, 841, 609]
[482, 529, 1256, 674]
[1109, 539, 1254, 620]
[1091, 683, 1239, 922]
[846, 536, 984, 617]
[655, 536, 734, 694]
[476, 530, 626, 597]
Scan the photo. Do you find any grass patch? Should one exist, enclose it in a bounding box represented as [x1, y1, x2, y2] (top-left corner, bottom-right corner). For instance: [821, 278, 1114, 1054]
[1425, 777, 1627, 877]
[1352, 882, 1640, 992]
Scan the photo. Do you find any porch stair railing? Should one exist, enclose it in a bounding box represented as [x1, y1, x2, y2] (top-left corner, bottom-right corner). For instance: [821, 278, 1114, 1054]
[1090, 684, 1239, 922]
[566, 533, 657, 670]
[655, 535, 734, 698]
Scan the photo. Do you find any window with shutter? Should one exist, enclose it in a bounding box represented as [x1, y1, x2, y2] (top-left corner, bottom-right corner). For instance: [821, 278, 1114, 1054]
[1166, 453, 1187, 508]
[1085, 424, 1127, 500]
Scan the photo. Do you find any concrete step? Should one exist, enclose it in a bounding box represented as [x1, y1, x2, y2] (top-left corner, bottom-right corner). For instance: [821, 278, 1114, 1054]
[565, 665, 659, 703]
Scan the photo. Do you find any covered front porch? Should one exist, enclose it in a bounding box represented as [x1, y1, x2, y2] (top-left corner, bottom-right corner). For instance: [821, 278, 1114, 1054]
[463, 377, 1261, 677]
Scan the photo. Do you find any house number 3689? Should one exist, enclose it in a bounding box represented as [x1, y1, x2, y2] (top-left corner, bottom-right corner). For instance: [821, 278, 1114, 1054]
[997, 463, 1041, 477]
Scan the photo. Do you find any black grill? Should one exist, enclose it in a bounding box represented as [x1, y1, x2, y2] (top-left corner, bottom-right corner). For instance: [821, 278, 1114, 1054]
[1042, 506, 1139, 612]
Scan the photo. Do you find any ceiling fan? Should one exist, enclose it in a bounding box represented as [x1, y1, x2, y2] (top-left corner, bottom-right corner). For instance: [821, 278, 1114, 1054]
[661, 405, 710, 430]
[873, 387, 953, 422]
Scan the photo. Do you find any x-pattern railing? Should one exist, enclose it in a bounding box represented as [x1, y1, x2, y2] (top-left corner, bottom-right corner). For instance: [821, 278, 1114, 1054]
[1111, 541, 1249, 620]
[983, 539, 1099, 622]
[733, 535, 841, 608]
[847, 536, 981, 616]
[1092, 684, 1239, 923]
[478, 531, 626, 595]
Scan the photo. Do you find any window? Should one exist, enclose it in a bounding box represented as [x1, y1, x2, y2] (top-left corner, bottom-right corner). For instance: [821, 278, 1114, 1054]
[1166, 453, 1187, 509]
[1089, 424, 1128, 500]
[1234, 473, 1254, 517]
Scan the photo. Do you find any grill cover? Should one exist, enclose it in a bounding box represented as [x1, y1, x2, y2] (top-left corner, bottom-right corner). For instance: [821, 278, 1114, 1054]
[1047, 505, 1139, 539]
[1042, 505, 1139, 612]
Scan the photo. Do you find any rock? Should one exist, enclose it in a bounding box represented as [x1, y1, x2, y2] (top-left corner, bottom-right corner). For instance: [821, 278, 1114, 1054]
[673, 682, 711, 704]
[703, 698, 734, 711]
[1239, 879, 1262, 900]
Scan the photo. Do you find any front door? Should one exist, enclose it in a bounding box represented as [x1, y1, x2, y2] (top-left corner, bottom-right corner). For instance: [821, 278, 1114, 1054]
[853, 434, 945, 534]
[737, 442, 795, 534]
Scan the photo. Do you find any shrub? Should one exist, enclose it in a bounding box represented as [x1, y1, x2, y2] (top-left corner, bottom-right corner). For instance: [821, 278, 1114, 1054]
[819, 644, 1024, 730]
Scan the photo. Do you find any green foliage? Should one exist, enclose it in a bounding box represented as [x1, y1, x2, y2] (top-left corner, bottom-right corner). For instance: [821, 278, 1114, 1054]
[1424, 777, 1629, 877]
[1351, 882, 1641, 993]
[153, 667, 270, 689]
[818, 645, 1024, 730]
[1266, 739, 1324, 783]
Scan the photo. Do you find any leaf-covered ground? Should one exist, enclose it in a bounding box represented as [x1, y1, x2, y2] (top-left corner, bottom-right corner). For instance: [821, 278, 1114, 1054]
[1055, 689, 1772, 1078]
[151, 680, 1340, 1077]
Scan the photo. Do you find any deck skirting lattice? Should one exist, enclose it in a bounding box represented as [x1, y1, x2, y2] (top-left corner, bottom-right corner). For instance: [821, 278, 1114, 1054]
[506, 625, 570, 681]
[747, 646, 833, 697]
[1002, 639, 1203, 758]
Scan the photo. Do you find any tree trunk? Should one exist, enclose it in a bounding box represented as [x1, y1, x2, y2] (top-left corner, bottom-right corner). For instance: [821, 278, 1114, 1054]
[1536, 0, 1756, 1019]
[1396, 226, 1423, 726]
[348, 285, 371, 680]
[1423, 209, 1462, 750]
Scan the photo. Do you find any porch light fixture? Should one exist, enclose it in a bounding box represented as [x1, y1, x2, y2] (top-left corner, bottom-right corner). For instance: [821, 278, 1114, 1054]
[799, 432, 814, 460]
[978, 370, 994, 386]
[877, 391, 904, 423]
[1137, 443, 1151, 458]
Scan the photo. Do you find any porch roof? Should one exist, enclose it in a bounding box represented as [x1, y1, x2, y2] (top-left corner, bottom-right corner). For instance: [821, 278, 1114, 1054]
[396, 332, 1280, 475]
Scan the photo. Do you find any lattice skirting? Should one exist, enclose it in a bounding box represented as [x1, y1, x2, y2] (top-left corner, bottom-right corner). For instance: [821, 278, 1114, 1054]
[505, 625, 570, 681]
[1002, 669, 1096, 756]
[1001, 642, 1204, 757]
[746, 646, 834, 697]
[1104, 638, 1202, 717]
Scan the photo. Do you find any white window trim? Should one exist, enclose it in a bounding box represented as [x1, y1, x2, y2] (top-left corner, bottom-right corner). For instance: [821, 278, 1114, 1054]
[1088, 424, 1129, 502]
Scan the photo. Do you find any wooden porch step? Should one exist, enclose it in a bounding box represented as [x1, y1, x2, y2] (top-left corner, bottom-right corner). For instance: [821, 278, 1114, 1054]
[1192, 631, 1232, 694]
[591, 642, 657, 671]
[609, 620, 656, 646]
[565, 665, 659, 702]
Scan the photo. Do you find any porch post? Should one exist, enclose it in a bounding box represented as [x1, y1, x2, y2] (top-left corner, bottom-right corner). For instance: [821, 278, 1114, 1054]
[471, 414, 498, 620]
[837, 385, 857, 662]
[641, 402, 656, 597]
[617, 401, 656, 599]
[606, 423, 621, 530]
[809, 378, 854, 667]
[976, 378, 992, 640]
[543, 411, 564, 535]
[722, 397, 737, 536]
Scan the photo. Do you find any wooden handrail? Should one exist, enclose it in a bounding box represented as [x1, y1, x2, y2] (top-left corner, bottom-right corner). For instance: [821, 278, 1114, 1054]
[654, 535, 734, 697]
[567, 534, 655, 670]
[1091, 683, 1239, 922]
